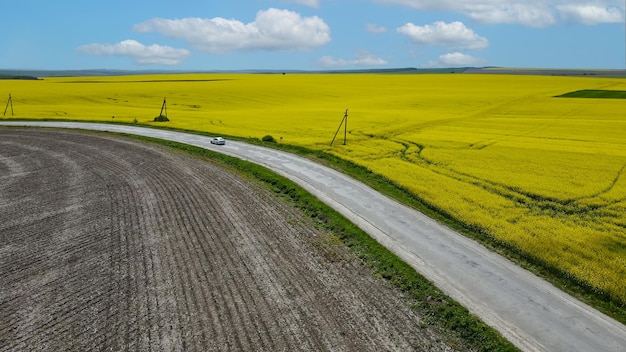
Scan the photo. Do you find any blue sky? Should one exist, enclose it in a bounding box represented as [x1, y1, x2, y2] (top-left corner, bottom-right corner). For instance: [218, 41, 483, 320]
[1, 0, 624, 70]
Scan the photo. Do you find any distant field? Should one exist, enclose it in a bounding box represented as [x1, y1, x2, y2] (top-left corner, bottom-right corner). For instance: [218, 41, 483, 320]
[2, 73, 626, 304]
[557, 89, 626, 99]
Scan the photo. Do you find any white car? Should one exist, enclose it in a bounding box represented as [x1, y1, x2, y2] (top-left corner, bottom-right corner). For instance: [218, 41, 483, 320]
[210, 137, 225, 145]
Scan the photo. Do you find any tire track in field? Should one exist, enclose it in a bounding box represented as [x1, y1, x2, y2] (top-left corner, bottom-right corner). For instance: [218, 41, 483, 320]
[215, 184, 340, 349]
[151, 155, 293, 350]
[87, 137, 276, 350]
[159, 160, 316, 350]
[149, 161, 272, 350]
[149, 170, 217, 350]
[0, 128, 460, 352]
[0, 132, 119, 351]
[90, 143, 169, 352]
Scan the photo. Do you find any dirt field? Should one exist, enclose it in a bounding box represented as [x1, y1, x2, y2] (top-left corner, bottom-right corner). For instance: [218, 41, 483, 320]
[0, 128, 463, 352]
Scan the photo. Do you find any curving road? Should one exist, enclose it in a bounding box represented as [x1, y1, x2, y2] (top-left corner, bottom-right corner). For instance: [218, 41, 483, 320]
[2, 121, 626, 352]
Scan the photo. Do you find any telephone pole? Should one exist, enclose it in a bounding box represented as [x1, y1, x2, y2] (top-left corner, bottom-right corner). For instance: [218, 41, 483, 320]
[160, 97, 167, 118]
[153, 97, 169, 122]
[330, 109, 348, 146]
[3, 93, 13, 116]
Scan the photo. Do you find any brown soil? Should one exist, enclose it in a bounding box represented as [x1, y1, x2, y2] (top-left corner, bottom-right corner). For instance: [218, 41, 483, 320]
[0, 128, 460, 352]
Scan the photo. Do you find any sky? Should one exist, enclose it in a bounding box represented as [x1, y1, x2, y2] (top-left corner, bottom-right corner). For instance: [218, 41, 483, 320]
[1, 0, 624, 71]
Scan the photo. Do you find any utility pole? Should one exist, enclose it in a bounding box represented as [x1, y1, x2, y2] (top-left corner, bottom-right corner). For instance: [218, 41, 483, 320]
[330, 109, 348, 146]
[3, 93, 13, 116]
[154, 97, 169, 122]
[160, 97, 167, 118]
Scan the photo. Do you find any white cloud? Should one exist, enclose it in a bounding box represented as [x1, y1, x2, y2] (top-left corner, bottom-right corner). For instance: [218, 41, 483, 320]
[374, 0, 625, 27]
[437, 52, 487, 66]
[76, 40, 191, 65]
[367, 23, 388, 33]
[397, 21, 488, 50]
[557, 4, 624, 25]
[134, 8, 331, 54]
[283, 0, 320, 8]
[318, 51, 388, 67]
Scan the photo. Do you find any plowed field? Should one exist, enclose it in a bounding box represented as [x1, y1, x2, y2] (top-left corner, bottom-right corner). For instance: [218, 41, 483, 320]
[0, 129, 460, 352]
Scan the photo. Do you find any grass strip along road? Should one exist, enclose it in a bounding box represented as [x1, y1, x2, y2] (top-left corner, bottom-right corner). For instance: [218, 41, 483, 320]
[2, 121, 626, 352]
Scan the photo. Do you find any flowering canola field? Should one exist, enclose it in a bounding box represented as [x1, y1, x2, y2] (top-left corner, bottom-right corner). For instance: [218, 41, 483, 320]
[3, 73, 626, 303]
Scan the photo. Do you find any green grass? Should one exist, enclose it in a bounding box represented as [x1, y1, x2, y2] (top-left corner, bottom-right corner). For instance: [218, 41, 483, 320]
[556, 89, 626, 99]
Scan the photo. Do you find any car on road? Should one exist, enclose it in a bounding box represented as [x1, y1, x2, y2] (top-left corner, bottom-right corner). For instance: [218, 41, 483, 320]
[210, 137, 225, 145]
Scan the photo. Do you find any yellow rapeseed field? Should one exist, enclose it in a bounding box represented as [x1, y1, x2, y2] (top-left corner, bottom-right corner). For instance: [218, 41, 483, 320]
[2, 73, 625, 302]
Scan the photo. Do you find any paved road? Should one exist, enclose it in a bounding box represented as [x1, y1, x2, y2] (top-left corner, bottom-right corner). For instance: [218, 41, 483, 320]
[3, 121, 626, 352]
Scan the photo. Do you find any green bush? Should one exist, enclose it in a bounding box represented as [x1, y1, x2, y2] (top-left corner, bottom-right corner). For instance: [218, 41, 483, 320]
[261, 134, 276, 143]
